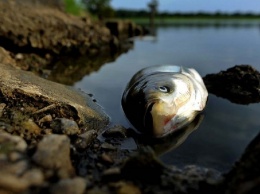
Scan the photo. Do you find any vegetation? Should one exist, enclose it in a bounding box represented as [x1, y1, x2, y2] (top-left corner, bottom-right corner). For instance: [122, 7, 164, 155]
[81, 0, 114, 18]
[64, 0, 83, 15]
[114, 9, 260, 19]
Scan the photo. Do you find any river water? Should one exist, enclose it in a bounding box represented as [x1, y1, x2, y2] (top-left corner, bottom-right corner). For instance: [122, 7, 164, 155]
[74, 21, 260, 171]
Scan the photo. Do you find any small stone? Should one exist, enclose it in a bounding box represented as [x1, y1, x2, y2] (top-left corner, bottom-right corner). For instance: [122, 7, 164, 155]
[102, 125, 127, 138]
[39, 114, 52, 124]
[103, 167, 121, 176]
[0, 132, 27, 153]
[76, 130, 97, 149]
[0, 173, 29, 193]
[0, 103, 6, 117]
[1, 160, 28, 176]
[50, 177, 86, 194]
[101, 153, 114, 164]
[102, 167, 121, 181]
[32, 134, 74, 178]
[101, 142, 117, 150]
[15, 53, 23, 60]
[109, 181, 141, 194]
[21, 119, 41, 135]
[21, 169, 44, 187]
[50, 118, 80, 135]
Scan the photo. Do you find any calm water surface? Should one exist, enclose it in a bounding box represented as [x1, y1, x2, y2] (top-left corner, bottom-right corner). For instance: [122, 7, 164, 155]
[74, 23, 260, 171]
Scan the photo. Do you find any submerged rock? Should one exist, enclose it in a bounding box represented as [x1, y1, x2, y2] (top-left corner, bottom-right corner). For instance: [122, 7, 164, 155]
[203, 65, 260, 104]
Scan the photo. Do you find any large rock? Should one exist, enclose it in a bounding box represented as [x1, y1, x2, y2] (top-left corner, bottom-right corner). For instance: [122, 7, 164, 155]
[203, 65, 260, 104]
[32, 134, 74, 178]
[223, 132, 260, 194]
[0, 48, 109, 137]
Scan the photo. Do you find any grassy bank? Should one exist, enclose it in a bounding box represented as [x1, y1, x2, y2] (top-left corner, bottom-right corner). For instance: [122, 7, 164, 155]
[117, 16, 260, 26]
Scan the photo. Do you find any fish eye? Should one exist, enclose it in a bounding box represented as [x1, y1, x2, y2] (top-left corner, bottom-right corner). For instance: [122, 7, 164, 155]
[159, 86, 170, 93]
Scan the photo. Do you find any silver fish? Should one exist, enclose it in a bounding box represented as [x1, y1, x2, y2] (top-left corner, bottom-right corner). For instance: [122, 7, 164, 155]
[121, 65, 208, 137]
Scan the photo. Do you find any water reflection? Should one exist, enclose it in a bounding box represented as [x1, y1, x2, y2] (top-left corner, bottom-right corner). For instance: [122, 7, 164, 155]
[47, 42, 134, 85]
[134, 114, 204, 156]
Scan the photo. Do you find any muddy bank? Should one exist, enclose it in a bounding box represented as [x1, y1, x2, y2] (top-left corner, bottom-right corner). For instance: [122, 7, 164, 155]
[0, 1, 142, 84]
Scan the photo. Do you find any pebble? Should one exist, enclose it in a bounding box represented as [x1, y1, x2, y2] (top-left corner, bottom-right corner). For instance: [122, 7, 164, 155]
[0, 131, 27, 153]
[50, 118, 80, 135]
[21, 119, 41, 135]
[32, 134, 75, 178]
[101, 142, 117, 150]
[76, 130, 97, 149]
[50, 177, 87, 194]
[39, 114, 52, 124]
[102, 125, 127, 138]
[0, 103, 6, 117]
[109, 181, 141, 194]
[101, 153, 114, 164]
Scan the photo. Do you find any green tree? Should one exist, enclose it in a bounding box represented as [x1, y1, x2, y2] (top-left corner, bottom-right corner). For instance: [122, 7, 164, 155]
[81, 0, 114, 19]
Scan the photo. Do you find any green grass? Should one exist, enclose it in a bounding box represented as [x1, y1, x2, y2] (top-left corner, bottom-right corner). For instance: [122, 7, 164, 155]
[64, 0, 84, 16]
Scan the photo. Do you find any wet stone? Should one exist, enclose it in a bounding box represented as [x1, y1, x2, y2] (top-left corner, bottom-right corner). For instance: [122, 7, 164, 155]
[102, 125, 127, 138]
[50, 118, 80, 135]
[75, 130, 97, 149]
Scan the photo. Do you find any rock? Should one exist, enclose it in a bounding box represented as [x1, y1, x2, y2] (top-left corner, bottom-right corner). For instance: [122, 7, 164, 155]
[105, 20, 144, 40]
[102, 125, 127, 138]
[223, 132, 260, 194]
[101, 142, 117, 150]
[50, 177, 87, 194]
[39, 114, 52, 124]
[32, 134, 74, 178]
[101, 153, 114, 164]
[0, 132, 27, 153]
[21, 119, 42, 135]
[108, 181, 142, 194]
[120, 147, 165, 183]
[0, 62, 109, 135]
[0, 169, 44, 193]
[0, 132, 45, 193]
[50, 118, 80, 135]
[0, 103, 6, 117]
[203, 65, 260, 104]
[75, 130, 97, 149]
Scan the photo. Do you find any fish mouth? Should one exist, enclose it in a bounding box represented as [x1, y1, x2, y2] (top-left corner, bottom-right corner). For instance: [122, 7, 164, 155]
[149, 101, 178, 137]
[143, 101, 155, 132]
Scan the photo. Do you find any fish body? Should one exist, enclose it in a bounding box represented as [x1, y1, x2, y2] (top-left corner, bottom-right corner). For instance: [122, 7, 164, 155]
[122, 65, 208, 137]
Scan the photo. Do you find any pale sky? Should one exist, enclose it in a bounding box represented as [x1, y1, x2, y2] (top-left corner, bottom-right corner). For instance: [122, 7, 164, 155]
[111, 0, 260, 13]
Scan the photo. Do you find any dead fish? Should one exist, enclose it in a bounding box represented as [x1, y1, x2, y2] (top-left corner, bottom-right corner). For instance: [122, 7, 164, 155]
[121, 65, 208, 137]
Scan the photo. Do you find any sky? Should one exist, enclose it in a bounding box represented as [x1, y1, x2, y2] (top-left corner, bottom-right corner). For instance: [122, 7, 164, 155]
[111, 0, 260, 13]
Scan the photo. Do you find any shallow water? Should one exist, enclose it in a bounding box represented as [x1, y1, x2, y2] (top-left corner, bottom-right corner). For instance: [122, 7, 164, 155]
[74, 22, 260, 171]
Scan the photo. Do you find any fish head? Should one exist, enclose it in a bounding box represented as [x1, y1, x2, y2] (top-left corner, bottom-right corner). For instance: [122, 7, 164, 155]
[122, 65, 207, 138]
[144, 73, 195, 137]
